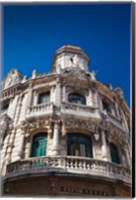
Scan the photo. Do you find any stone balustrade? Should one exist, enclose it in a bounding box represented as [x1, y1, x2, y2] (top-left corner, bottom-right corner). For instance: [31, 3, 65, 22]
[6, 156, 131, 184]
[61, 102, 98, 116]
[27, 102, 54, 116]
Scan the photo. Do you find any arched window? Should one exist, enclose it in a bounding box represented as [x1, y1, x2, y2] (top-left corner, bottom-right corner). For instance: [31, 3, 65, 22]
[38, 92, 50, 104]
[68, 93, 86, 105]
[31, 133, 47, 157]
[110, 143, 120, 164]
[67, 133, 93, 157]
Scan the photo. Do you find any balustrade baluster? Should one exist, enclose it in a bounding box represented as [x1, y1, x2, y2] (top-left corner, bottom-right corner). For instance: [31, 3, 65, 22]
[5, 157, 131, 186]
[74, 159, 78, 169]
[70, 158, 73, 168]
[83, 160, 86, 169]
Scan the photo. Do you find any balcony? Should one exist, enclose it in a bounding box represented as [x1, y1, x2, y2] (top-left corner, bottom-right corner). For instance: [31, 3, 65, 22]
[61, 102, 99, 119]
[5, 156, 131, 184]
[26, 102, 53, 118]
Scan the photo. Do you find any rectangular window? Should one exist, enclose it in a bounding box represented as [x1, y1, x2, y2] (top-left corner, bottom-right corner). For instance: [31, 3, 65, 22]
[0, 100, 9, 112]
[38, 92, 50, 104]
[102, 101, 111, 113]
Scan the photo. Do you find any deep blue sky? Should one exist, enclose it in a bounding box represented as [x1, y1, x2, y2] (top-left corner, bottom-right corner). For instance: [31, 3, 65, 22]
[3, 3, 131, 106]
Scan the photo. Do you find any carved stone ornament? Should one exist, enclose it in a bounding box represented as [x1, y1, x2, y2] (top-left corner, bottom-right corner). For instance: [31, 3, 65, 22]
[107, 130, 127, 146]
[66, 85, 89, 96]
[64, 118, 97, 132]
[0, 114, 12, 141]
[3, 69, 22, 90]
[61, 67, 87, 80]
[19, 118, 52, 137]
[93, 132, 100, 141]
[114, 87, 125, 100]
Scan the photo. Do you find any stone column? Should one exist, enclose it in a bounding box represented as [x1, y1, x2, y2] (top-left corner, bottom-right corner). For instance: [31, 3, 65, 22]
[55, 78, 61, 106]
[17, 130, 25, 159]
[124, 145, 131, 168]
[52, 121, 60, 156]
[50, 86, 55, 103]
[25, 137, 30, 159]
[115, 103, 120, 118]
[26, 83, 34, 115]
[101, 130, 108, 161]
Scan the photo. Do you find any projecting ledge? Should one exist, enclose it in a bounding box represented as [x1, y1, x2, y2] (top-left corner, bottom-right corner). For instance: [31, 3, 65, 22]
[5, 156, 131, 185]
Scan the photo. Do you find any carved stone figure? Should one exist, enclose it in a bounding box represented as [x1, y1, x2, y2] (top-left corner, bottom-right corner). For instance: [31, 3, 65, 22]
[90, 70, 96, 80]
[3, 69, 21, 89]
[32, 70, 37, 78]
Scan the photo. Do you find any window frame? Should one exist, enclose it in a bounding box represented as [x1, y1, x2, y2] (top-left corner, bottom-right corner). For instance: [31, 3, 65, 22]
[31, 132, 48, 158]
[67, 133, 93, 158]
[38, 91, 50, 104]
[68, 93, 86, 105]
[109, 143, 120, 164]
[0, 100, 10, 112]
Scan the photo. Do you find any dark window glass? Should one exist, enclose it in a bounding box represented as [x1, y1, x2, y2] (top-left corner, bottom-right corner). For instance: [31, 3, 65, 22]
[102, 101, 111, 113]
[67, 133, 93, 157]
[1, 101, 9, 111]
[31, 133, 47, 157]
[38, 92, 50, 104]
[110, 143, 120, 164]
[68, 93, 86, 105]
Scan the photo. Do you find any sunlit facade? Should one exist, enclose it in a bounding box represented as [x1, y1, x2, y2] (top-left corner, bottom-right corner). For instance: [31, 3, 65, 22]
[0, 45, 131, 197]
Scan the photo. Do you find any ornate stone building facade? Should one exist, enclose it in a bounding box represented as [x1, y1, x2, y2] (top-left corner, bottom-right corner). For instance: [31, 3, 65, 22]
[0, 45, 131, 197]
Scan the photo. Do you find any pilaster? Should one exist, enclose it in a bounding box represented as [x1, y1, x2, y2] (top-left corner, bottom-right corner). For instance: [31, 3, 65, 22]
[101, 130, 108, 161]
[52, 120, 60, 155]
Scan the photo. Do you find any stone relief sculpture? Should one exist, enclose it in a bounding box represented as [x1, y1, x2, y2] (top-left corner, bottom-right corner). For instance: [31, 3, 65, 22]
[3, 69, 21, 89]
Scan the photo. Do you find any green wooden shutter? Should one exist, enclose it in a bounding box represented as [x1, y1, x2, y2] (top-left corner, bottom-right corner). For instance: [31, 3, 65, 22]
[110, 143, 120, 164]
[31, 133, 47, 157]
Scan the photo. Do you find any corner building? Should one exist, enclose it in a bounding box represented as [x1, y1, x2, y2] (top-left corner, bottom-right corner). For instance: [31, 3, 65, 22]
[0, 45, 131, 197]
